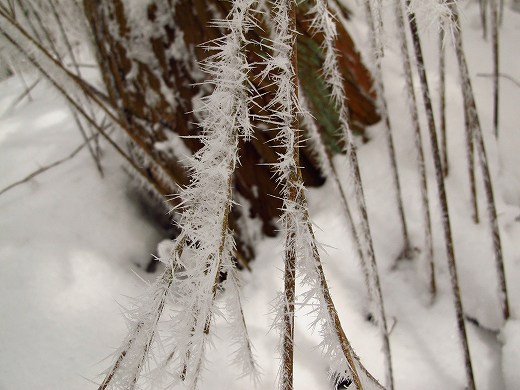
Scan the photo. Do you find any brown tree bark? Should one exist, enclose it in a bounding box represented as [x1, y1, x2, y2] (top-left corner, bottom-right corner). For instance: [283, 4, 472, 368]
[83, 0, 379, 265]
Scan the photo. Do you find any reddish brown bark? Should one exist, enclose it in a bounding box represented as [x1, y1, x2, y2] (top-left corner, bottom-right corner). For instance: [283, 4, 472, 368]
[83, 0, 379, 265]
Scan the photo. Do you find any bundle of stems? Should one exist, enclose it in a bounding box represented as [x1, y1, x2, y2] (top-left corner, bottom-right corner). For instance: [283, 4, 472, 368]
[391, 0, 435, 297]
[269, 1, 386, 389]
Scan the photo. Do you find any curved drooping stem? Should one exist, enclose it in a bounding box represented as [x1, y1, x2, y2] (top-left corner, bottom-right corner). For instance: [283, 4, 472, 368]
[309, 1, 394, 387]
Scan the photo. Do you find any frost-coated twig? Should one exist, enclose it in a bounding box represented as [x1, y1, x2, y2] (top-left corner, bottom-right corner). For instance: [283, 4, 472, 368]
[393, 0, 435, 297]
[477, 72, 520, 88]
[300, 91, 371, 300]
[490, 0, 500, 138]
[446, 1, 509, 322]
[370, 0, 385, 58]
[0, 131, 100, 196]
[158, 2, 259, 386]
[47, 0, 103, 166]
[0, 24, 166, 198]
[221, 253, 260, 383]
[364, 0, 412, 260]
[301, 209, 384, 390]
[0, 5, 184, 193]
[405, 3, 476, 389]
[101, 0, 258, 387]
[98, 242, 184, 390]
[262, 1, 299, 387]
[479, 0, 488, 38]
[301, 94, 385, 387]
[267, 2, 385, 388]
[439, 24, 448, 177]
[309, 2, 393, 388]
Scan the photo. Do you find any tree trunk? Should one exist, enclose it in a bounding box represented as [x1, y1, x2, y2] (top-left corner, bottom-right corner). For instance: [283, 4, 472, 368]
[83, 0, 380, 265]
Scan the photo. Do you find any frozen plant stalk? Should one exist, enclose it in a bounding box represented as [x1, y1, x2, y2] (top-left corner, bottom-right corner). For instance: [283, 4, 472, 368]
[444, 0, 509, 322]
[308, 1, 394, 388]
[300, 91, 371, 297]
[392, 0, 436, 296]
[96, 0, 260, 387]
[405, 1, 476, 388]
[363, 0, 412, 261]
[266, 0, 386, 389]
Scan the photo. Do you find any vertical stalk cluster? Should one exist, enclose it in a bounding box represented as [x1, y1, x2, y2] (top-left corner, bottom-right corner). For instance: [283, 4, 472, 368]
[364, 0, 412, 260]
[3, 0, 511, 388]
[308, 1, 393, 388]
[445, 0, 509, 322]
[2, 0, 103, 175]
[95, 1, 260, 387]
[404, 2, 476, 388]
[0, 4, 183, 198]
[267, 1, 384, 389]
[392, 0, 436, 297]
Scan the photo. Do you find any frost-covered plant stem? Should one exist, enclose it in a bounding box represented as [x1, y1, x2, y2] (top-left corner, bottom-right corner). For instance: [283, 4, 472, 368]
[393, 0, 435, 297]
[364, 0, 412, 260]
[405, 3, 476, 388]
[98, 242, 184, 389]
[301, 209, 384, 389]
[490, 0, 500, 138]
[369, 0, 385, 58]
[0, 24, 162, 196]
[0, 5, 185, 193]
[463, 95, 480, 224]
[309, 1, 394, 387]
[446, 0, 509, 321]
[47, 0, 103, 166]
[96, 1, 259, 387]
[296, 120, 385, 388]
[10, 0, 103, 175]
[177, 145, 240, 385]
[348, 148, 394, 389]
[300, 92, 371, 300]
[164, 2, 259, 385]
[273, 1, 298, 386]
[267, 3, 384, 388]
[479, 0, 488, 38]
[439, 23, 448, 177]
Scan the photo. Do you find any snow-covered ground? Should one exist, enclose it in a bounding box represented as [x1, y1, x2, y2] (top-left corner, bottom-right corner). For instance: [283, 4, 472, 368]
[0, 1, 519, 389]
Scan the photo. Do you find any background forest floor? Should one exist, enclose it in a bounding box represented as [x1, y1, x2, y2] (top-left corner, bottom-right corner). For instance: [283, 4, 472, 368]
[1, 1, 520, 389]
